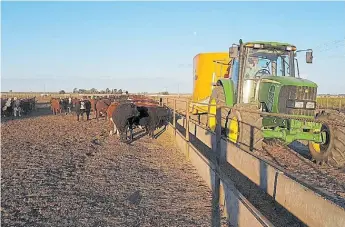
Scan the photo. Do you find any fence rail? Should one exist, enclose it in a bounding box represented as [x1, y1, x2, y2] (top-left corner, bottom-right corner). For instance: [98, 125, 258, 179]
[156, 95, 345, 227]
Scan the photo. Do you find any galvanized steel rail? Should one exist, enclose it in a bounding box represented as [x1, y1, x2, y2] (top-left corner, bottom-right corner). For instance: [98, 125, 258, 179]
[154, 96, 345, 227]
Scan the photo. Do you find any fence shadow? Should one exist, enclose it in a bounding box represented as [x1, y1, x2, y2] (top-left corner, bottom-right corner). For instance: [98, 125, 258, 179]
[174, 111, 306, 227]
[174, 113, 235, 227]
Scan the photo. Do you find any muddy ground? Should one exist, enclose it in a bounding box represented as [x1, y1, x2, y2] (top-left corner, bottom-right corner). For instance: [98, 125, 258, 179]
[1, 111, 228, 227]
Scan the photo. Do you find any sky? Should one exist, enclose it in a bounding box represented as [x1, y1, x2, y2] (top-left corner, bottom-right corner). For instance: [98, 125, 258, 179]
[1, 1, 345, 94]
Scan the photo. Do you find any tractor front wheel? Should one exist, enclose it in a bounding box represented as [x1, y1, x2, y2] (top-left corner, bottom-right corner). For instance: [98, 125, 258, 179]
[207, 85, 263, 152]
[207, 86, 229, 132]
[227, 104, 263, 152]
[308, 110, 345, 168]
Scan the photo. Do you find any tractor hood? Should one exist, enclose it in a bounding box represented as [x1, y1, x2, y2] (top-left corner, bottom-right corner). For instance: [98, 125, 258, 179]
[260, 76, 317, 88]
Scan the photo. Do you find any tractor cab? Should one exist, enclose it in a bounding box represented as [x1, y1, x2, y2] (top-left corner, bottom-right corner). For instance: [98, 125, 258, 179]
[229, 40, 313, 105]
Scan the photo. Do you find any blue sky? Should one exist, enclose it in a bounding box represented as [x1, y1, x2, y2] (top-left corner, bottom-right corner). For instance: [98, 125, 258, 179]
[1, 1, 345, 94]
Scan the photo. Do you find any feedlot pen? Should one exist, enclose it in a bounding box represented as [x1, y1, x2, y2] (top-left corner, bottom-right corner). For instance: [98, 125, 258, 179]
[1, 114, 227, 226]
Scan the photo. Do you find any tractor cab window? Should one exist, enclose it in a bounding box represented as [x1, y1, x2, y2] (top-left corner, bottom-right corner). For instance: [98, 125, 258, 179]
[241, 48, 292, 104]
[244, 48, 292, 79]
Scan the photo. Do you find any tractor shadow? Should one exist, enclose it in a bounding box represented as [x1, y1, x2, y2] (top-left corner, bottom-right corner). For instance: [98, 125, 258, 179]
[288, 141, 312, 159]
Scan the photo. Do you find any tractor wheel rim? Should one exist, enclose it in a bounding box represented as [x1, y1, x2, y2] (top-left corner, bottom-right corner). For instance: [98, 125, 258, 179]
[208, 99, 217, 131]
[229, 116, 239, 143]
[311, 142, 321, 153]
[311, 123, 331, 154]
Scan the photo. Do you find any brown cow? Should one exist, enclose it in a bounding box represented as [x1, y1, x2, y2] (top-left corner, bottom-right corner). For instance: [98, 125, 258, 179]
[90, 98, 97, 112]
[50, 98, 61, 115]
[107, 102, 121, 136]
[95, 99, 111, 120]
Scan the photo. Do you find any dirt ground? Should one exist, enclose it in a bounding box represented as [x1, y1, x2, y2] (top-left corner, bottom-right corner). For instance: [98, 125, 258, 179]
[1, 111, 228, 227]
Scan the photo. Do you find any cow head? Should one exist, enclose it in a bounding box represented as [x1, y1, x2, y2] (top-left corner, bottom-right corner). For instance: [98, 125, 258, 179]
[161, 106, 172, 119]
[129, 103, 140, 118]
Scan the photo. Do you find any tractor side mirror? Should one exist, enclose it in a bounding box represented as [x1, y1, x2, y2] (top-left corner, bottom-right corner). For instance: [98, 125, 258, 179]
[306, 51, 313, 64]
[229, 45, 239, 58]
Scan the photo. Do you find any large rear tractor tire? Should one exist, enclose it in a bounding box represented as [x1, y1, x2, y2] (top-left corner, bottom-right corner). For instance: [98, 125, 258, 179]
[308, 110, 345, 168]
[227, 104, 263, 152]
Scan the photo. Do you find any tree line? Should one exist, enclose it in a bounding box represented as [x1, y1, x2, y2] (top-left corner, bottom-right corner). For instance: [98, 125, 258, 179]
[59, 88, 129, 94]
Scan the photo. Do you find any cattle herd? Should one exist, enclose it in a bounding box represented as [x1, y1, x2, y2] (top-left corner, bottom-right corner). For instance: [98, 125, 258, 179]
[2, 95, 172, 143]
[1, 97, 37, 117]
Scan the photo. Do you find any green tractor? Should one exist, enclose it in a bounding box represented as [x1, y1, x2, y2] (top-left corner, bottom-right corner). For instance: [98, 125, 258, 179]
[207, 39, 345, 167]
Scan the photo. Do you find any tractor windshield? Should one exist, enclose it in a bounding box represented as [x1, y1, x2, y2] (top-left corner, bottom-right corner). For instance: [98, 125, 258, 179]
[244, 48, 293, 79]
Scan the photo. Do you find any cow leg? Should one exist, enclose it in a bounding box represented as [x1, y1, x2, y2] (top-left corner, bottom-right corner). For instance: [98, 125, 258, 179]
[87, 111, 90, 121]
[77, 113, 80, 121]
[126, 124, 133, 141]
[114, 123, 119, 137]
[150, 128, 155, 139]
[109, 118, 115, 136]
[130, 127, 134, 141]
[116, 126, 120, 136]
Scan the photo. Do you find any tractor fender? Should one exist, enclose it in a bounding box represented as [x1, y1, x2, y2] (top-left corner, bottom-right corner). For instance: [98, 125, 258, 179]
[216, 79, 235, 107]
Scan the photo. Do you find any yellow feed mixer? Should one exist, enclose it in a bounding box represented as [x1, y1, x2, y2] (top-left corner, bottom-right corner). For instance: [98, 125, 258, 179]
[190, 52, 231, 114]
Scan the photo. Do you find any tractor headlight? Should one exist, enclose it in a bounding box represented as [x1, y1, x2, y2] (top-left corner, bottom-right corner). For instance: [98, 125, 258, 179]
[286, 100, 304, 108]
[294, 101, 304, 108]
[253, 43, 264, 48]
[306, 101, 315, 109]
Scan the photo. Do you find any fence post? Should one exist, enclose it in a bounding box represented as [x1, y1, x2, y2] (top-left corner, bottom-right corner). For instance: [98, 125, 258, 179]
[216, 106, 223, 161]
[186, 101, 190, 142]
[173, 99, 176, 128]
[184, 101, 190, 160]
[212, 104, 222, 226]
[326, 97, 329, 109]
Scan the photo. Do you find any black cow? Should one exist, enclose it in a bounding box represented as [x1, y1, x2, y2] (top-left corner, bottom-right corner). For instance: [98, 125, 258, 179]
[75, 99, 92, 121]
[111, 102, 140, 143]
[133, 106, 171, 138]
